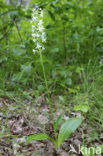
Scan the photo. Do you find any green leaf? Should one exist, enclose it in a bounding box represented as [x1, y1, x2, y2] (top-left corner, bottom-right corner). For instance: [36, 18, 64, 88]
[21, 63, 32, 75]
[11, 72, 23, 82]
[9, 10, 19, 18]
[58, 118, 82, 147]
[26, 133, 56, 147]
[68, 88, 78, 94]
[74, 105, 90, 113]
[26, 133, 49, 143]
[0, 126, 5, 138]
[59, 96, 65, 102]
[66, 78, 72, 86]
[0, 57, 7, 63]
[12, 48, 25, 56]
[55, 115, 63, 132]
[48, 11, 55, 21]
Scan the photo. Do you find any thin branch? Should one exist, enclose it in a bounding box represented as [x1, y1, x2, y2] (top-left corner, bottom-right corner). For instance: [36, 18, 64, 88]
[14, 21, 23, 42]
[62, 21, 67, 61]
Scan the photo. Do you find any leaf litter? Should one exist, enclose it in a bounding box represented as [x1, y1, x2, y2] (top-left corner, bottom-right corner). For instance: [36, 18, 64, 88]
[0, 95, 102, 156]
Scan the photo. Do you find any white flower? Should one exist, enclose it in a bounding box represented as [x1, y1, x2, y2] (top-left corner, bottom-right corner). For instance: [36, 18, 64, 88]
[31, 8, 46, 54]
[40, 11, 43, 18]
[30, 20, 33, 24]
[32, 16, 37, 21]
[32, 25, 35, 28]
[36, 34, 40, 38]
[33, 8, 36, 11]
[32, 33, 40, 39]
[32, 33, 35, 37]
[36, 42, 41, 49]
[38, 20, 43, 26]
[33, 38, 36, 42]
[33, 49, 36, 54]
[38, 25, 44, 32]
[42, 46, 45, 50]
[32, 28, 35, 33]
[41, 32, 46, 42]
[42, 38, 46, 42]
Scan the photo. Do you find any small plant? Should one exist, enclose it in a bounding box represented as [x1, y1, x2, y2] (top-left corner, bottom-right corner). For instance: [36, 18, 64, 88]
[26, 7, 82, 149]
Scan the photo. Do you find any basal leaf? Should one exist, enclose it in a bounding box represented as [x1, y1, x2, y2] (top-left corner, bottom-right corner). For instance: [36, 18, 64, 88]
[58, 118, 82, 147]
[55, 114, 63, 132]
[26, 133, 49, 143]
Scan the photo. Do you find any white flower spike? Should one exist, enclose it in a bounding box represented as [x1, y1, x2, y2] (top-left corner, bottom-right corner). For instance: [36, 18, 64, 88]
[31, 8, 46, 54]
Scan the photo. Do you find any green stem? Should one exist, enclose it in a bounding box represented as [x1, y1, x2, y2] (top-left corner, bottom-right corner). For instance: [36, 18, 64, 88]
[39, 50, 57, 141]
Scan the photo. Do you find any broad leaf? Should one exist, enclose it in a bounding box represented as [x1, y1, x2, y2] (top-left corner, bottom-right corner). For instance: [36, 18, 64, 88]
[26, 133, 49, 143]
[74, 105, 90, 113]
[58, 118, 82, 147]
[55, 115, 63, 132]
[11, 72, 23, 82]
[21, 63, 32, 75]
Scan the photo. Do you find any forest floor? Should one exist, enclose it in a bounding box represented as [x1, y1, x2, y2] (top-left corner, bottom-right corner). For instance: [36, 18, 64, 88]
[0, 90, 103, 156]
